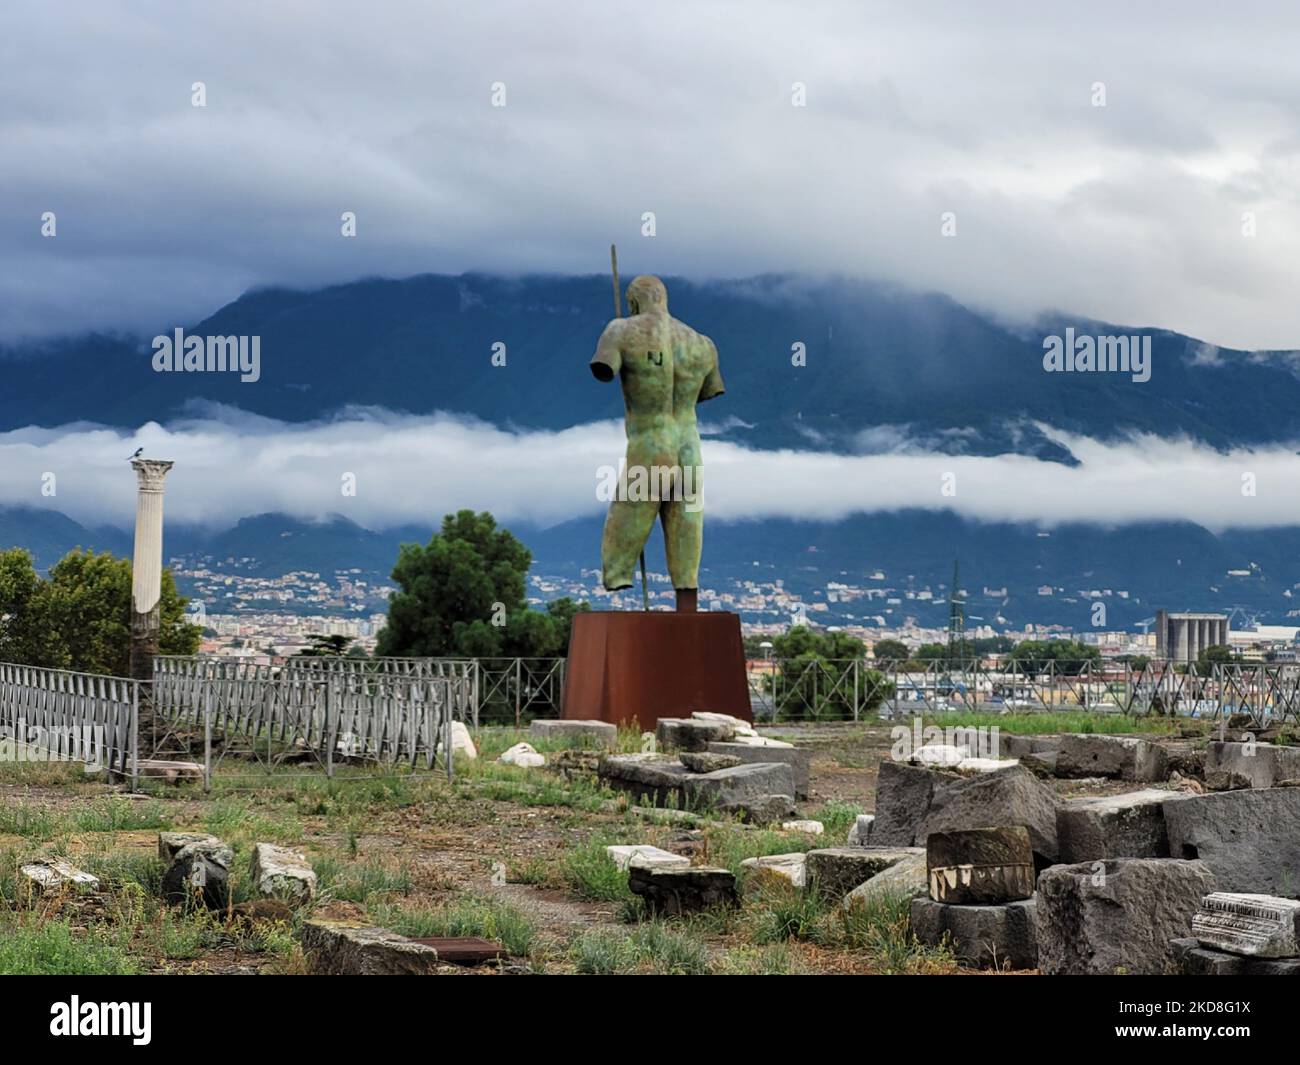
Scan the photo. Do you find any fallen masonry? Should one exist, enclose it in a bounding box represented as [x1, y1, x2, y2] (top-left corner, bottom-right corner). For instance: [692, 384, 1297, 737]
[598, 754, 796, 823]
[162, 836, 234, 910]
[1055, 734, 1168, 783]
[926, 827, 1034, 905]
[846, 813, 875, 847]
[843, 850, 928, 906]
[1170, 937, 1300, 975]
[706, 741, 811, 798]
[20, 858, 99, 896]
[605, 845, 690, 872]
[655, 717, 735, 751]
[1191, 892, 1300, 958]
[1205, 741, 1300, 790]
[1055, 789, 1188, 863]
[909, 897, 1038, 970]
[867, 761, 1061, 864]
[1161, 786, 1300, 895]
[498, 741, 545, 767]
[805, 846, 922, 901]
[915, 764, 1062, 864]
[679, 751, 742, 773]
[740, 852, 807, 890]
[1035, 858, 1215, 975]
[300, 919, 443, 975]
[250, 843, 318, 904]
[628, 865, 739, 915]
[528, 719, 617, 749]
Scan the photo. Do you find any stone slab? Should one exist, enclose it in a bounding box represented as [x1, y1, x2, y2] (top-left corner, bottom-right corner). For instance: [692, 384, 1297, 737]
[1170, 937, 1300, 975]
[1056, 789, 1188, 863]
[528, 719, 618, 749]
[1055, 734, 1168, 782]
[844, 850, 928, 906]
[706, 741, 811, 798]
[740, 852, 807, 890]
[656, 717, 736, 752]
[301, 919, 442, 975]
[605, 845, 690, 872]
[20, 858, 99, 895]
[250, 843, 318, 903]
[1162, 787, 1300, 895]
[1035, 858, 1215, 975]
[910, 897, 1038, 969]
[628, 865, 739, 915]
[805, 846, 922, 901]
[1206, 741, 1300, 790]
[1192, 892, 1300, 958]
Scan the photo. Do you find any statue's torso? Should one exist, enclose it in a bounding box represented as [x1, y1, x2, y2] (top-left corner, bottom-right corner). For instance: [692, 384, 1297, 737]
[615, 312, 714, 455]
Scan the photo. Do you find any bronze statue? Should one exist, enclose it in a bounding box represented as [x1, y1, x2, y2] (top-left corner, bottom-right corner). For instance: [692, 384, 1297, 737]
[591, 274, 724, 611]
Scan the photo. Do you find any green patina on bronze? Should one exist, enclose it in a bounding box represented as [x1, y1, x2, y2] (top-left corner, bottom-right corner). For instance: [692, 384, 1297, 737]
[591, 275, 725, 594]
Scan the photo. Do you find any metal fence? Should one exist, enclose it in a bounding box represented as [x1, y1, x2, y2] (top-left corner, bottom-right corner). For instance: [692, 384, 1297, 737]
[0, 662, 138, 785]
[153, 656, 471, 785]
[749, 657, 1300, 725]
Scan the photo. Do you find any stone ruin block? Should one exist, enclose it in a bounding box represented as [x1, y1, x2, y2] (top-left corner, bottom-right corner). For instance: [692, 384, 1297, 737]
[1191, 892, 1300, 958]
[707, 741, 811, 798]
[740, 852, 807, 891]
[20, 858, 99, 896]
[528, 719, 618, 749]
[251, 842, 318, 904]
[1056, 788, 1189, 863]
[605, 845, 690, 872]
[926, 826, 1034, 905]
[598, 754, 795, 823]
[867, 761, 1061, 864]
[844, 850, 928, 906]
[1206, 741, 1300, 790]
[628, 865, 739, 915]
[301, 919, 442, 975]
[655, 717, 735, 752]
[1170, 937, 1300, 976]
[1035, 858, 1215, 975]
[1162, 787, 1300, 895]
[909, 897, 1038, 969]
[1055, 734, 1168, 782]
[805, 846, 922, 901]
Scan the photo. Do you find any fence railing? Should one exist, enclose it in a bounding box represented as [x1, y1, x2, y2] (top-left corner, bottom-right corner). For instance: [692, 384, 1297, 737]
[153, 656, 469, 783]
[747, 658, 1300, 725]
[0, 662, 138, 785]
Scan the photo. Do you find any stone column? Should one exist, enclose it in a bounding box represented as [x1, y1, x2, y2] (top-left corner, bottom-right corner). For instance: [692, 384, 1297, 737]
[129, 460, 173, 754]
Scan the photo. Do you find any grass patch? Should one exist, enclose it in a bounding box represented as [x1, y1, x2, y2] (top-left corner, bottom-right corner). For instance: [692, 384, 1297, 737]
[560, 838, 635, 903]
[313, 855, 412, 903]
[570, 921, 711, 975]
[0, 914, 138, 975]
[370, 894, 538, 958]
[927, 711, 1171, 735]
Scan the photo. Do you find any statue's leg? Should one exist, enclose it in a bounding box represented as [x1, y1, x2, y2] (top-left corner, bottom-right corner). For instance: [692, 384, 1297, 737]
[601, 497, 659, 590]
[660, 467, 703, 590]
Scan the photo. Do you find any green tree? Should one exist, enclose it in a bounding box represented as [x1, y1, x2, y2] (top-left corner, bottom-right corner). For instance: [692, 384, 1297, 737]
[1197, 643, 1237, 668]
[767, 626, 892, 721]
[871, 638, 910, 666]
[1009, 638, 1101, 675]
[0, 547, 199, 675]
[299, 634, 354, 657]
[376, 511, 586, 659]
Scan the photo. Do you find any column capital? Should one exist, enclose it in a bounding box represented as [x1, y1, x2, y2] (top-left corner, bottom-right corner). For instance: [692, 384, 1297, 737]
[131, 459, 174, 492]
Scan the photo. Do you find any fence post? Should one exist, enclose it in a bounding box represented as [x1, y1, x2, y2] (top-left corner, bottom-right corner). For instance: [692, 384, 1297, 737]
[853, 658, 860, 722]
[325, 674, 335, 779]
[515, 657, 522, 728]
[130, 681, 140, 794]
[203, 680, 212, 793]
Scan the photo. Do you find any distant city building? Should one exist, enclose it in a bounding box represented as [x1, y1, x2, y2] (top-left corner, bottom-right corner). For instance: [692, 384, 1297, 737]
[1155, 610, 1229, 662]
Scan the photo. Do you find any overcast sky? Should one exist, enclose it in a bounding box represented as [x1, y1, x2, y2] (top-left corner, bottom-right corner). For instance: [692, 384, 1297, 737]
[5, 0, 1300, 349]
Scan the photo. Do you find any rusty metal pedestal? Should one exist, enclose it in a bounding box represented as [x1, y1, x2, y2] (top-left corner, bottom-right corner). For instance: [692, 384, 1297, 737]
[560, 610, 752, 731]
